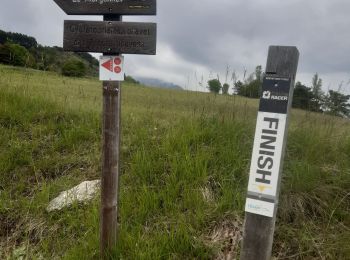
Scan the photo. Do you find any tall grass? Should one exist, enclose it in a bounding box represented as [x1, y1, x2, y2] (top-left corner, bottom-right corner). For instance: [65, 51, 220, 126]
[0, 64, 349, 259]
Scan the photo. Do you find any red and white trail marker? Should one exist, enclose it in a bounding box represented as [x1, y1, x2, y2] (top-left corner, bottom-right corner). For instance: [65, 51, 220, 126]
[99, 56, 124, 81]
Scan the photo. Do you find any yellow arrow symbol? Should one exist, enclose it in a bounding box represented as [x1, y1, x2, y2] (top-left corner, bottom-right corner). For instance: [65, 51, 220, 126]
[256, 185, 270, 193]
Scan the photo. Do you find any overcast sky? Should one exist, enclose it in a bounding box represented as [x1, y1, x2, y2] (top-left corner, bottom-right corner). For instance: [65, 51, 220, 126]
[1, 0, 350, 92]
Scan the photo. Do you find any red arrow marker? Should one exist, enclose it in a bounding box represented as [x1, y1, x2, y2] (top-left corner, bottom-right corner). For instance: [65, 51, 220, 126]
[102, 59, 113, 72]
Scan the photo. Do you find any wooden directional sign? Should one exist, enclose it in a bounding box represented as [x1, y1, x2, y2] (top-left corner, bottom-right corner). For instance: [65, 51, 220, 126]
[63, 20, 157, 54]
[54, 0, 156, 15]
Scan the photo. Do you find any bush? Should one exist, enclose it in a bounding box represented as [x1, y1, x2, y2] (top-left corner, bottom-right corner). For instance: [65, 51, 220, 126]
[62, 59, 86, 77]
[207, 79, 222, 94]
[292, 82, 314, 110]
[125, 75, 140, 84]
[222, 83, 230, 95]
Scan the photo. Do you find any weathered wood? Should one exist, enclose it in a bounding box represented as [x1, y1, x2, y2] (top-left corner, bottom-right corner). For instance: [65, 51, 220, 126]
[54, 0, 156, 15]
[63, 20, 157, 54]
[101, 80, 121, 258]
[240, 46, 299, 260]
[100, 14, 122, 260]
[265, 46, 299, 78]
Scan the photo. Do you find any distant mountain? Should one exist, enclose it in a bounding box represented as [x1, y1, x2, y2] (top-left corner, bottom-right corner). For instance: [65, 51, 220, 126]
[136, 77, 183, 90]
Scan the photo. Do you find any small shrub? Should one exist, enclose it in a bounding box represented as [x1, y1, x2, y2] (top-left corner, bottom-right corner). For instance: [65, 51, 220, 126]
[222, 83, 230, 95]
[207, 79, 222, 94]
[125, 75, 140, 84]
[61, 59, 86, 77]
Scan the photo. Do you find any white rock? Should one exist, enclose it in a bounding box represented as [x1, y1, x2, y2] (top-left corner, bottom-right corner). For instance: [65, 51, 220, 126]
[47, 180, 100, 212]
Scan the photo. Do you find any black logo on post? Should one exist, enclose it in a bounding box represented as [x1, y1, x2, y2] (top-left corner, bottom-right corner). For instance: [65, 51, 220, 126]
[259, 76, 291, 114]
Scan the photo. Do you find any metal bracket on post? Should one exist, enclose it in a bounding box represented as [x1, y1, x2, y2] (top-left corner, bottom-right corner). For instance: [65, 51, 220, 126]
[240, 46, 299, 260]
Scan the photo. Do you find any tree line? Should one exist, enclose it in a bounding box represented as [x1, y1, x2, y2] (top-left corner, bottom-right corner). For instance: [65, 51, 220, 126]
[0, 29, 98, 77]
[207, 66, 350, 118]
[0, 29, 141, 84]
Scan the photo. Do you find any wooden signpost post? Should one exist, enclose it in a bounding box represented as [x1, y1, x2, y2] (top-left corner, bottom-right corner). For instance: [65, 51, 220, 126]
[54, 1, 157, 258]
[241, 46, 299, 260]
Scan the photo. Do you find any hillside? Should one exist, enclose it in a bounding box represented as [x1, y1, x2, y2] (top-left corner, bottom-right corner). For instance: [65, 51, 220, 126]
[0, 64, 349, 259]
[136, 77, 183, 90]
[0, 29, 99, 77]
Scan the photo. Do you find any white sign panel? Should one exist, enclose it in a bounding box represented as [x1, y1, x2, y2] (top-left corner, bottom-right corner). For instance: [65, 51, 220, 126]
[245, 198, 275, 218]
[247, 112, 287, 197]
[245, 111, 287, 217]
[99, 55, 124, 81]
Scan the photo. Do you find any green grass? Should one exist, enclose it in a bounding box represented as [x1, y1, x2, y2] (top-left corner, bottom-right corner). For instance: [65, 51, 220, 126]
[0, 64, 349, 259]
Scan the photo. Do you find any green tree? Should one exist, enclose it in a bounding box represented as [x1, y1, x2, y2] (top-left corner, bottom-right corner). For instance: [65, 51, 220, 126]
[222, 83, 230, 95]
[292, 82, 314, 110]
[244, 79, 261, 98]
[4, 30, 37, 49]
[0, 30, 7, 44]
[235, 66, 263, 98]
[255, 65, 263, 81]
[311, 73, 324, 111]
[62, 59, 86, 77]
[234, 80, 244, 95]
[312, 73, 323, 96]
[323, 90, 350, 117]
[76, 52, 99, 67]
[207, 79, 222, 94]
[0, 43, 35, 67]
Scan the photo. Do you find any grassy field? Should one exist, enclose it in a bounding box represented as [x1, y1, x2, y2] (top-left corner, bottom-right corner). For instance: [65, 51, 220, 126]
[0, 64, 349, 259]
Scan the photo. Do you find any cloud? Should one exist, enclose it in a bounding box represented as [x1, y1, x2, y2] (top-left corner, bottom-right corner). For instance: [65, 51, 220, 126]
[0, 0, 349, 91]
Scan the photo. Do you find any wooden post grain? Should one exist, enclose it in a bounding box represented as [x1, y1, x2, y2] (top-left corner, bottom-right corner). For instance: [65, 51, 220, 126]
[100, 14, 122, 258]
[240, 46, 299, 260]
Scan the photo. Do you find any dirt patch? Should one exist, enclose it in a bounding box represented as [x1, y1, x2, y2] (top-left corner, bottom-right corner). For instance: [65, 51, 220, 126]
[0, 214, 49, 258]
[0, 213, 18, 239]
[204, 218, 243, 260]
[201, 186, 215, 203]
[201, 177, 223, 203]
